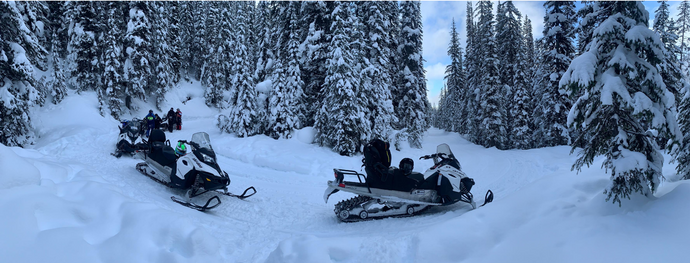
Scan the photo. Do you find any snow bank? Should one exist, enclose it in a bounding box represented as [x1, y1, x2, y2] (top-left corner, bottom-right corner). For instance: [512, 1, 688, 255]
[0, 147, 224, 263]
[0, 145, 40, 189]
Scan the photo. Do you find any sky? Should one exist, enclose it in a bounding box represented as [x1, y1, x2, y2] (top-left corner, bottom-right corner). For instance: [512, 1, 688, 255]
[421, 0, 681, 107]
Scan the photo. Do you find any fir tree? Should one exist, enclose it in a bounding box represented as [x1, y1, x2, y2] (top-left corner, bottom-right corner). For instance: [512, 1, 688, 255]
[0, 1, 46, 146]
[299, 1, 330, 127]
[315, 2, 366, 156]
[68, 1, 100, 92]
[443, 19, 465, 133]
[678, 0, 690, 66]
[476, 0, 506, 149]
[534, 1, 576, 147]
[398, 0, 429, 148]
[151, 2, 173, 110]
[227, 2, 258, 138]
[654, 0, 683, 103]
[267, 3, 305, 139]
[465, 1, 482, 143]
[102, 1, 125, 119]
[561, 2, 681, 205]
[124, 1, 151, 105]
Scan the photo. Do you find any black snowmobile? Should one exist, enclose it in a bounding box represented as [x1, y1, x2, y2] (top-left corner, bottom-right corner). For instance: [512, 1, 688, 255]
[136, 130, 256, 211]
[324, 139, 493, 222]
[113, 118, 148, 158]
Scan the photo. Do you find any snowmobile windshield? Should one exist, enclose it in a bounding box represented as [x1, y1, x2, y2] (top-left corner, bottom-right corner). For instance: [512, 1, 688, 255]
[434, 144, 461, 169]
[191, 132, 213, 151]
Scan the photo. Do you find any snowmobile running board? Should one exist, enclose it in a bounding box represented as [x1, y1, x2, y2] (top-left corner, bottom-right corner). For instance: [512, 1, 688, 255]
[136, 163, 257, 212]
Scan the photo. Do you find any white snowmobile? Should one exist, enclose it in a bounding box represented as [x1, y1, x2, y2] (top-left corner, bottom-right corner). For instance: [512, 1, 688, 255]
[113, 118, 147, 158]
[136, 130, 256, 211]
[324, 142, 493, 222]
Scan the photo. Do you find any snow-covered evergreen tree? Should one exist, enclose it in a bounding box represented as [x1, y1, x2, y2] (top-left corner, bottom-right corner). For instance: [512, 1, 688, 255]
[315, 2, 366, 156]
[124, 2, 151, 105]
[561, 2, 681, 205]
[678, 0, 690, 66]
[465, 1, 482, 143]
[398, 0, 429, 148]
[360, 1, 397, 141]
[299, 1, 330, 127]
[654, 0, 683, 103]
[227, 2, 258, 138]
[476, 0, 506, 149]
[442, 19, 465, 134]
[47, 30, 67, 105]
[533, 1, 576, 148]
[102, 1, 125, 119]
[67, 1, 100, 92]
[150, 2, 173, 110]
[267, 3, 305, 139]
[0, 1, 46, 146]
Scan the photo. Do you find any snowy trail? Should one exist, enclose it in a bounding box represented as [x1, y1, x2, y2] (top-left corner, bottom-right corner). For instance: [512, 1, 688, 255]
[4, 93, 689, 263]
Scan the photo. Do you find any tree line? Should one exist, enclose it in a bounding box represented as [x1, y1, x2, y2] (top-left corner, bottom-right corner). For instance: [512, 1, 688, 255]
[0, 1, 429, 156]
[434, 1, 690, 205]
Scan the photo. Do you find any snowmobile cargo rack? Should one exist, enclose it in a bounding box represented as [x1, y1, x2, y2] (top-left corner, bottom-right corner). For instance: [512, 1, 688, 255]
[334, 169, 371, 193]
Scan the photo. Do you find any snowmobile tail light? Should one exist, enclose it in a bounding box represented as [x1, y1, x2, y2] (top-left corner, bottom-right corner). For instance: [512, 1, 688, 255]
[334, 172, 338, 178]
[339, 183, 345, 187]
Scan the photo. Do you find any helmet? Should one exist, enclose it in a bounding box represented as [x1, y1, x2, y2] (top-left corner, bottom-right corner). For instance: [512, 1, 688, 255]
[399, 158, 414, 175]
[175, 142, 187, 156]
[149, 110, 153, 113]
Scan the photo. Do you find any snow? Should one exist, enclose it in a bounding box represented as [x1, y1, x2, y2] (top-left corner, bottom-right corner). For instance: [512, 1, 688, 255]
[2, 91, 690, 262]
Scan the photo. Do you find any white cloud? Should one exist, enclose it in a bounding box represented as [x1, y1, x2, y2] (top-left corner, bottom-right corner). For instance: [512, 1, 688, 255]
[425, 62, 447, 79]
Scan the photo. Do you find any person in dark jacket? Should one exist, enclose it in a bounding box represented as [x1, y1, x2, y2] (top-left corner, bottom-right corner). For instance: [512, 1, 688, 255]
[144, 110, 155, 137]
[175, 108, 182, 130]
[166, 108, 175, 133]
[154, 114, 162, 129]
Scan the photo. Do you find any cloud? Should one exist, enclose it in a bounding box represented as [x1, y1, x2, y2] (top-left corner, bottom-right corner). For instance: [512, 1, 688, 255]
[425, 63, 447, 106]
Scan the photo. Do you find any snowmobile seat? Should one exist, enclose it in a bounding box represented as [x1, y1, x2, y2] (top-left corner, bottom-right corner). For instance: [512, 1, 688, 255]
[149, 129, 166, 144]
[149, 142, 178, 166]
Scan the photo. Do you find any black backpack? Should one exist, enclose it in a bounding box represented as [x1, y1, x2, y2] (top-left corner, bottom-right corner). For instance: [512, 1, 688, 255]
[363, 139, 391, 169]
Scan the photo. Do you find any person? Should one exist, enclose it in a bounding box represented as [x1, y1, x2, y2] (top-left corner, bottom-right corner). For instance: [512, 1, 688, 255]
[154, 114, 162, 130]
[166, 107, 175, 133]
[174, 141, 187, 157]
[175, 108, 182, 130]
[144, 110, 155, 137]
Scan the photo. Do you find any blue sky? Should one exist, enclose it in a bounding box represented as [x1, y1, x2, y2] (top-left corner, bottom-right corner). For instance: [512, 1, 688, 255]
[421, 1, 680, 106]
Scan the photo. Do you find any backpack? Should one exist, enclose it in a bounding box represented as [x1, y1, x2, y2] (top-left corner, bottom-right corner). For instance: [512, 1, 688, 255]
[363, 139, 391, 169]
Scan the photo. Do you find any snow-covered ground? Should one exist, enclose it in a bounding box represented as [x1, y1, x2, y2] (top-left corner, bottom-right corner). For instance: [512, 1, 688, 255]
[1, 84, 689, 263]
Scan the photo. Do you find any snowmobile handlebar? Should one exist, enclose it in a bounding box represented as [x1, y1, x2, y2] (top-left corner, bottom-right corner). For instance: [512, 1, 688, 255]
[419, 153, 449, 160]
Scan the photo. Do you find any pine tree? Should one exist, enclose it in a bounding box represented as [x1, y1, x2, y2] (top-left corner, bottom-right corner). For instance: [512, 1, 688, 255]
[534, 1, 576, 147]
[102, 1, 125, 119]
[443, 19, 465, 133]
[476, 0, 506, 149]
[561, 2, 681, 205]
[0, 1, 46, 146]
[359, 1, 397, 141]
[654, 0, 683, 103]
[299, 1, 330, 127]
[227, 2, 258, 138]
[398, 0, 429, 148]
[678, 0, 690, 66]
[315, 2, 366, 156]
[267, 2, 305, 139]
[151, 2, 173, 110]
[496, 1, 523, 147]
[124, 1, 151, 105]
[67, 1, 100, 92]
[465, 1, 482, 143]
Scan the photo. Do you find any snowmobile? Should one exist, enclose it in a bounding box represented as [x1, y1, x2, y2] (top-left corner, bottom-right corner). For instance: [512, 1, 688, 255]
[324, 142, 493, 222]
[113, 118, 148, 158]
[136, 130, 256, 211]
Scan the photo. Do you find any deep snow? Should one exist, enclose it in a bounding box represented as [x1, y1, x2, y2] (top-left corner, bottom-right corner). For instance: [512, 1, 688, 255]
[1, 84, 689, 263]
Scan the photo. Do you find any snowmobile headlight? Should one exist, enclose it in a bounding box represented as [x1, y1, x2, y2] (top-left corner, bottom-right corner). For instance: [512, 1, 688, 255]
[201, 153, 216, 164]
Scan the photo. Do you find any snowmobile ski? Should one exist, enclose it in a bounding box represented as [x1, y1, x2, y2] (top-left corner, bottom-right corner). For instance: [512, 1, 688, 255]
[171, 196, 221, 212]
